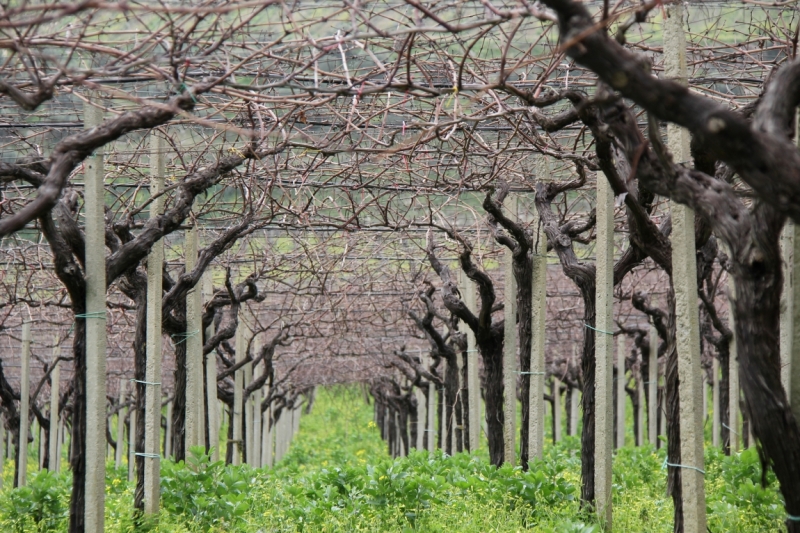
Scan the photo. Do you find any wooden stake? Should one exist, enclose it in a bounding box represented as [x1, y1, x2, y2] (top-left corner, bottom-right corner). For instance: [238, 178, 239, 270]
[530, 187, 547, 460]
[114, 379, 125, 469]
[665, 6, 707, 530]
[617, 334, 626, 449]
[143, 132, 165, 515]
[83, 99, 107, 532]
[595, 172, 614, 528]
[503, 194, 518, 466]
[18, 322, 31, 487]
[49, 349, 61, 471]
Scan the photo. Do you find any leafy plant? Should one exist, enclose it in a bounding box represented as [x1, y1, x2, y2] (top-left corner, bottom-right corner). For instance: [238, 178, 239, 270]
[0, 469, 69, 532]
[159, 446, 250, 531]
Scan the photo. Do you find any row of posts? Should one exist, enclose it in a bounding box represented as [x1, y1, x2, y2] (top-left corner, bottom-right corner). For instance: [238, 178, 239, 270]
[0, 113, 304, 532]
[382, 9, 793, 533]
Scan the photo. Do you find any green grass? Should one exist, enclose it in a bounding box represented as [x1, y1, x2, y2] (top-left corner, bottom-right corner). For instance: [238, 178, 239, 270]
[0, 386, 787, 532]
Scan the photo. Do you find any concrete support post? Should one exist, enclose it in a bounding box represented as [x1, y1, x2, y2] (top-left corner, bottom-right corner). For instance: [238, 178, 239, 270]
[244, 360, 254, 464]
[415, 386, 425, 450]
[38, 420, 44, 470]
[252, 361, 262, 467]
[203, 274, 219, 460]
[185, 224, 203, 451]
[232, 308, 248, 465]
[273, 411, 282, 463]
[426, 354, 436, 453]
[18, 322, 31, 487]
[0, 417, 4, 488]
[649, 323, 658, 446]
[165, 402, 173, 458]
[440, 359, 450, 452]
[728, 274, 740, 452]
[637, 360, 644, 446]
[128, 406, 136, 482]
[712, 358, 720, 447]
[595, 172, 614, 529]
[530, 191, 547, 459]
[143, 133, 165, 515]
[262, 403, 273, 468]
[665, 6, 707, 531]
[553, 378, 562, 443]
[83, 99, 107, 533]
[462, 273, 480, 453]
[56, 418, 63, 473]
[569, 388, 579, 437]
[781, 220, 800, 420]
[114, 379, 125, 469]
[617, 334, 626, 449]
[503, 194, 518, 466]
[49, 350, 61, 471]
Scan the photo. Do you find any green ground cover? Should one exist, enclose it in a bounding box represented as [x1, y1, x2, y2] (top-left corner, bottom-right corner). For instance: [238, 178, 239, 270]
[0, 386, 786, 532]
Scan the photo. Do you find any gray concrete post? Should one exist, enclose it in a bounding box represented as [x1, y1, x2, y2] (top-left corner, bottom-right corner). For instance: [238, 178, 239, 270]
[462, 272, 480, 453]
[18, 322, 31, 487]
[49, 349, 61, 471]
[232, 307, 248, 465]
[143, 133, 165, 515]
[712, 358, 720, 447]
[617, 334, 626, 449]
[165, 401, 173, 459]
[83, 99, 107, 533]
[426, 354, 436, 453]
[637, 365, 644, 446]
[184, 223, 203, 451]
[262, 403, 273, 468]
[503, 194, 518, 465]
[569, 387, 579, 437]
[203, 273, 219, 460]
[440, 359, 447, 451]
[114, 379, 125, 469]
[649, 323, 658, 446]
[530, 186, 547, 459]
[781, 221, 800, 421]
[553, 378, 562, 443]
[415, 386, 425, 450]
[594, 172, 614, 529]
[728, 272, 740, 452]
[244, 359, 254, 464]
[251, 353, 262, 467]
[665, 6, 707, 530]
[128, 405, 136, 482]
[0, 416, 4, 488]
